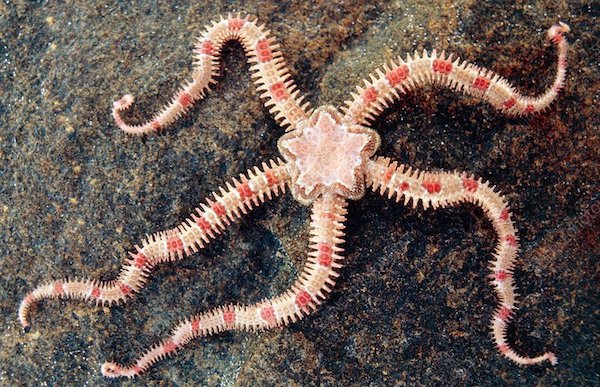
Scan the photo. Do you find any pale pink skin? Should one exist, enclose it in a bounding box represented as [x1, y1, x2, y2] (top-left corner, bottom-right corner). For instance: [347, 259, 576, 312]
[19, 15, 568, 378]
[278, 106, 380, 204]
[283, 112, 370, 194]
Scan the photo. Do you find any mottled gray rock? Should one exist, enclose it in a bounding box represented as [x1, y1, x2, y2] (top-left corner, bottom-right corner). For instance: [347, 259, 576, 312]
[1, 1, 598, 385]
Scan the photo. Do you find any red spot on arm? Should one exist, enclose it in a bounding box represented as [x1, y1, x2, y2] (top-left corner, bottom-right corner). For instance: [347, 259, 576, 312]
[499, 208, 509, 221]
[497, 307, 512, 321]
[362, 87, 378, 103]
[494, 270, 509, 281]
[383, 166, 394, 182]
[295, 290, 312, 309]
[91, 287, 101, 299]
[199, 40, 214, 55]
[196, 216, 211, 231]
[386, 64, 410, 86]
[317, 243, 333, 267]
[150, 120, 162, 131]
[223, 309, 236, 325]
[167, 237, 183, 252]
[265, 170, 278, 186]
[399, 181, 410, 191]
[321, 212, 335, 220]
[134, 253, 147, 269]
[237, 182, 254, 199]
[191, 318, 200, 334]
[505, 235, 517, 247]
[462, 177, 479, 192]
[163, 340, 177, 354]
[53, 281, 64, 295]
[503, 97, 516, 110]
[260, 306, 275, 322]
[552, 34, 564, 44]
[211, 202, 227, 218]
[228, 18, 245, 30]
[473, 76, 490, 91]
[269, 82, 289, 102]
[178, 92, 192, 108]
[119, 283, 132, 296]
[319, 243, 332, 254]
[422, 179, 442, 194]
[256, 39, 273, 63]
[524, 104, 535, 114]
[432, 59, 453, 75]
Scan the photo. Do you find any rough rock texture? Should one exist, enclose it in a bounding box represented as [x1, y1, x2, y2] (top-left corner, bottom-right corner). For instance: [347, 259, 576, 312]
[1, 1, 598, 385]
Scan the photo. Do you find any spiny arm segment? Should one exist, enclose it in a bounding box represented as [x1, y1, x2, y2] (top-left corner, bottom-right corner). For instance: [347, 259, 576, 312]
[366, 157, 557, 366]
[342, 22, 569, 125]
[113, 14, 310, 135]
[101, 193, 347, 378]
[18, 159, 290, 329]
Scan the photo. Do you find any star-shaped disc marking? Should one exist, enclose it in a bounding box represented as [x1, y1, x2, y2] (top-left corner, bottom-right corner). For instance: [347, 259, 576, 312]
[278, 106, 380, 204]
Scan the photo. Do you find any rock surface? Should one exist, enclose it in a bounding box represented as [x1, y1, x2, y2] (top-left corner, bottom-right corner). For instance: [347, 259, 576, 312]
[1, 1, 598, 385]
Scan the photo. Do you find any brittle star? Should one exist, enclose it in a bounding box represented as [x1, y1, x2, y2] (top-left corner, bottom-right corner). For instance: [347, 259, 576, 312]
[19, 14, 569, 378]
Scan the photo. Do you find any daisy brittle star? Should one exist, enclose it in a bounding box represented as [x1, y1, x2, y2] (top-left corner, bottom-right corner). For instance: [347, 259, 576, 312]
[19, 14, 569, 378]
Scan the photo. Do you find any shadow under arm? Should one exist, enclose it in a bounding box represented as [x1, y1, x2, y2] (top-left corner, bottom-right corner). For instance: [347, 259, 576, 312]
[19, 159, 290, 329]
[342, 23, 569, 126]
[365, 157, 557, 366]
[102, 193, 348, 378]
[113, 14, 310, 135]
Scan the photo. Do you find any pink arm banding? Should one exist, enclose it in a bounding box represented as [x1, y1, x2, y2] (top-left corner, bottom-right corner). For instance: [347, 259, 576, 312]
[113, 14, 310, 135]
[101, 193, 347, 378]
[366, 157, 557, 366]
[342, 23, 569, 125]
[18, 159, 290, 329]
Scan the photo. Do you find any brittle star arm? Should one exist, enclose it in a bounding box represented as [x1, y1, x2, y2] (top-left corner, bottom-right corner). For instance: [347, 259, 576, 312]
[342, 23, 569, 125]
[101, 193, 347, 378]
[18, 159, 289, 329]
[365, 157, 557, 366]
[113, 14, 310, 135]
